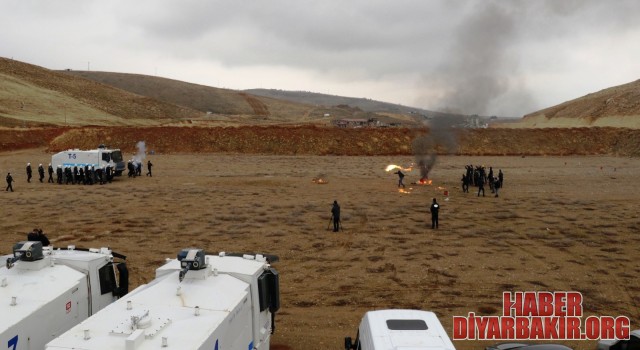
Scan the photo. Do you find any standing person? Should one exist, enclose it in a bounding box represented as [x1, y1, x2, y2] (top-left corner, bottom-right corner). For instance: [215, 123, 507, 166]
[38, 164, 45, 183]
[430, 198, 440, 229]
[461, 173, 469, 193]
[26, 163, 32, 183]
[494, 176, 501, 198]
[477, 177, 485, 197]
[331, 200, 341, 232]
[47, 163, 54, 183]
[56, 165, 63, 184]
[394, 170, 406, 188]
[146, 160, 153, 177]
[6, 172, 14, 192]
[498, 169, 504, 188]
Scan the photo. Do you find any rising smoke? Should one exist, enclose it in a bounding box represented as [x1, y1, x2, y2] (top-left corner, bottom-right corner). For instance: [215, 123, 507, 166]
[413, 116, 459, 180]
[133, 141, 146, 163]
[418, 1, 534, 117]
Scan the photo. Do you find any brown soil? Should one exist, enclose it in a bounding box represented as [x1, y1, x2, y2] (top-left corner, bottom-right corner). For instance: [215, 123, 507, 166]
[1, 149, 638, 350]
[2, 126, 640, 157]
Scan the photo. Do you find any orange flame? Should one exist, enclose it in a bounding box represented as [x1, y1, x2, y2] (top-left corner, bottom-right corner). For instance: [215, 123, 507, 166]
[312, 178, 328, 184]
[386, 164, 412, 172]
[418, 179, 432, 185]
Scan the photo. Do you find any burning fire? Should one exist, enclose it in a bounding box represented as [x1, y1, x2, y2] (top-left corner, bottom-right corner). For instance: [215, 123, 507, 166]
[418, 178, 433, 185]
[385, 164, 412, 172]
[398, 188, 411, 194]
[312, 178, 328, 184]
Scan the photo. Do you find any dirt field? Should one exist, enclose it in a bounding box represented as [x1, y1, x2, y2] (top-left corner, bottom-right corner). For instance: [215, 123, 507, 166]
[1, 149, 638, 350]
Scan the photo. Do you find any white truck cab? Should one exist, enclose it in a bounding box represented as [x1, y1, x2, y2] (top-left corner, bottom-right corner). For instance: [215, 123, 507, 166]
[345, 309, 456, 350]
[46, 249, 280, 350]
[1, 241, 128, 350]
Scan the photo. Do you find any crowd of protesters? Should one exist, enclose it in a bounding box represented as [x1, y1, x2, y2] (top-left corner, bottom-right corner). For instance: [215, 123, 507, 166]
[462, 165, 504, 198]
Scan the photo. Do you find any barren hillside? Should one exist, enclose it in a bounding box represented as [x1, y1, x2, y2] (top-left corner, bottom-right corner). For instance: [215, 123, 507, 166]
[500, 79, 640, 128]
[0, 57, 203, 127]
[59, 71, 392, 125]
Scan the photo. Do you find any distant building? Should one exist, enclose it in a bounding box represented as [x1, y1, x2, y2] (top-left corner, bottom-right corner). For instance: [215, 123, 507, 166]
[331, 118, 370, 128]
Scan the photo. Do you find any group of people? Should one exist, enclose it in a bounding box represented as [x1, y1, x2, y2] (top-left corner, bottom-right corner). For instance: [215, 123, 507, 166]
[127, 160, 152, 178]
[47, 163, 114, 185]
[5, 159, 154, 191]
[127, 159, 153, 177]
[461, 165, 503, 198]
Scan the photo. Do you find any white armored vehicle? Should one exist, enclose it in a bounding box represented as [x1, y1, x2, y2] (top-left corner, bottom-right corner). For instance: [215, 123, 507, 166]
[51, 145, 126, 176]
[345, 309, 456, 350]
[1, 241, 128, 350]
[46, 249, 280, 350]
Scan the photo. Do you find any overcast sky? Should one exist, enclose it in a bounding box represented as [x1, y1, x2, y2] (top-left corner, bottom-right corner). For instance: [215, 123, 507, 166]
[2, 0, 640, 117]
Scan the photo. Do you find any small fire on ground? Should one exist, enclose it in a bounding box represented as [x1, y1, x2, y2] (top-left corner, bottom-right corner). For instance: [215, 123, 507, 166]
[312, 177, 328, 184]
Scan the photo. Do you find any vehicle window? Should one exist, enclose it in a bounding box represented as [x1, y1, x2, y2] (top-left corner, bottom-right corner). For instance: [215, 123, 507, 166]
[111, 151, 123, 163]
[386, 319, 428, 330]
[98, 263, 116, 295]
[102, 153, 110, 162]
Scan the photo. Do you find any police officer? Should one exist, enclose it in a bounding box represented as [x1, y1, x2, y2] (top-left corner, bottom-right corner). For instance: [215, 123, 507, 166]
[430, 198, 440, 229]
[38, 164, 45, 183]
[47, 163, 54, 183]
[56, 165, 63, 184]
[146, 160, 153, 177]
[26, 163, 32, 183]
[331, 200, 341, 232]
[6, 172, 14, 192]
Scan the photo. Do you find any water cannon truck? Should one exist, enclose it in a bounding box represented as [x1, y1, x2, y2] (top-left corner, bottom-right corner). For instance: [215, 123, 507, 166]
[344, 309, 456, 350]
[1, 241, 129, 350]
[46, 249, 280, 350]
[51, 145, 126, 176]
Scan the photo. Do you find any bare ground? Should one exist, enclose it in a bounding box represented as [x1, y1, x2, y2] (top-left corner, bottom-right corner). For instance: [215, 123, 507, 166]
[1, 149, 639, 350]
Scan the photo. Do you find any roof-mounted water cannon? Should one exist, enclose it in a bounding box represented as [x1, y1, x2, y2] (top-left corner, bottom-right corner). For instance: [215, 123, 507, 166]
[6, 241, 44, 269]
[177, 248, 206, 282]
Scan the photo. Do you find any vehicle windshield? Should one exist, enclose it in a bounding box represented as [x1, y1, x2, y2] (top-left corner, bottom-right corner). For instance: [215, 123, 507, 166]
[111, 151, 123, 163]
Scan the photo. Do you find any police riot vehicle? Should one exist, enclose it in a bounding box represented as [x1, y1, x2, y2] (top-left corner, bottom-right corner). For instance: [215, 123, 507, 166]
[1, 241, 128, 350]
[51, 145, 126, 176]
[344, 309, 456, 350]
[46, 249, 280, 350]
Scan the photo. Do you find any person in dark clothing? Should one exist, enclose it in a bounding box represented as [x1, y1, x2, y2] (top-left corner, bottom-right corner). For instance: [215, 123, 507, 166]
[105, 165, 113, 183]
[27, 228, 50, 246]
[65, 167, 73, 184]
[331, 200, 341, 232]
[477, 178, 485, 197]
[26, 163, 32, 183]
[6, 172, 14, 192]
[394, 170, 405, 188]
[135, 162, 142, 177]
[56, 166, 63, 184]
[494, 176, 501, 197]
[127, 160, 135, 177]
[461, 173, 469, 193]
[38, 164, 45, 183]
[430, 198, 440, 229]
[498, 169, 504, 188]
[146, 160, 153, 177]
[47, 164, 54, 183]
